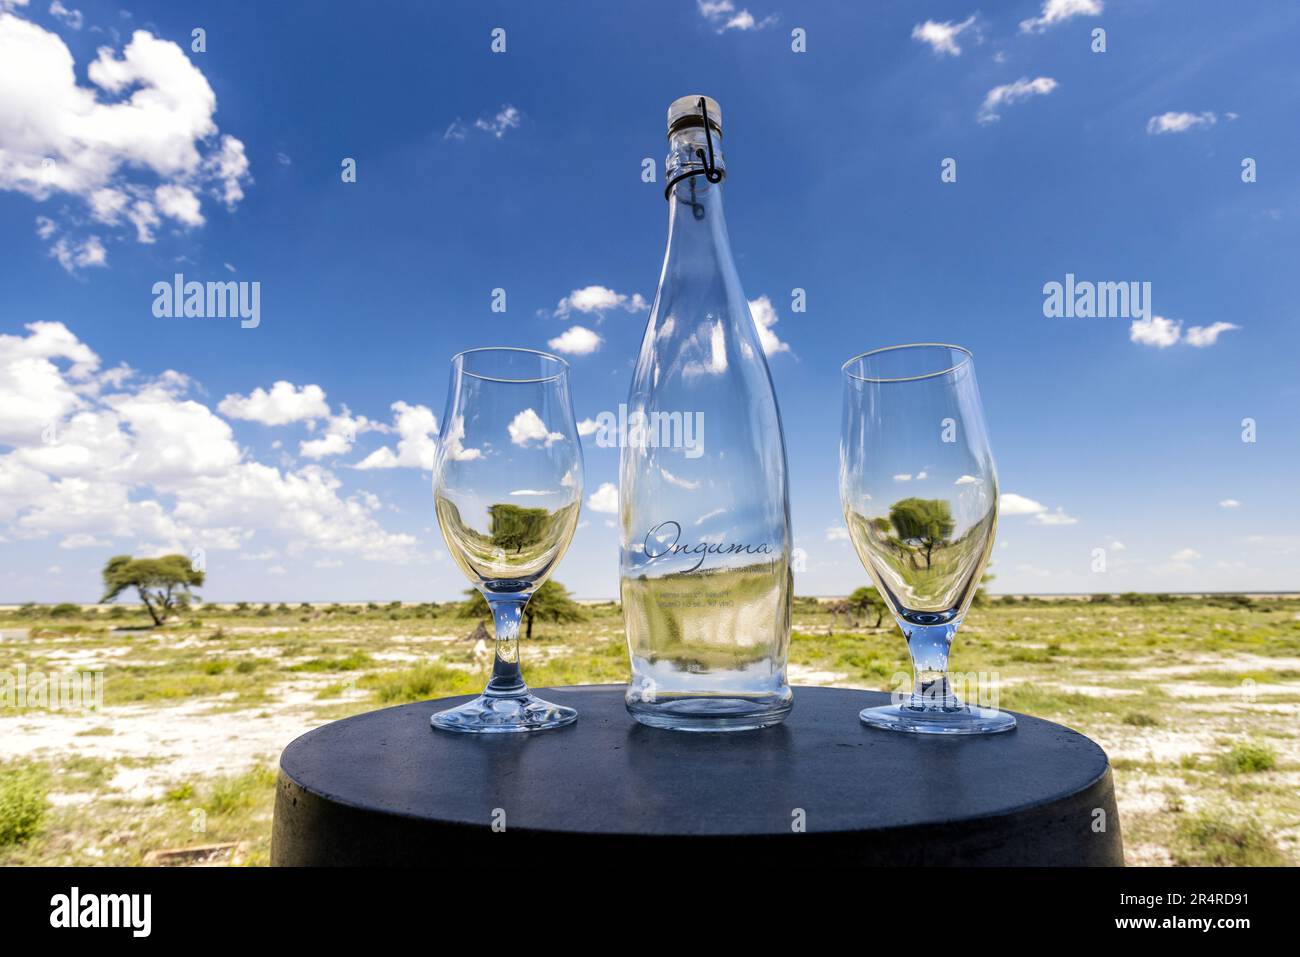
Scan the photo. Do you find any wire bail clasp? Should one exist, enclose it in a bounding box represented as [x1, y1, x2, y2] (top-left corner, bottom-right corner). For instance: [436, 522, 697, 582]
[664, 97, 726, 201]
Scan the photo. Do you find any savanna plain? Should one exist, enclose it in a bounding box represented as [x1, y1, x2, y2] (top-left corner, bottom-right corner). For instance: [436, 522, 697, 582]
[2, 593, 1297, 867]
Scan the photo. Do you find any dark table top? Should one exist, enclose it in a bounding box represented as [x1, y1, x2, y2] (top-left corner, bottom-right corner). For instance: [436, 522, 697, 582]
[278, 684, 1113, 838]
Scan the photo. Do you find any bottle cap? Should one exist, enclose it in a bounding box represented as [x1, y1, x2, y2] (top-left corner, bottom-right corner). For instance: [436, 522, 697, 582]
[667, 95, 722, 137]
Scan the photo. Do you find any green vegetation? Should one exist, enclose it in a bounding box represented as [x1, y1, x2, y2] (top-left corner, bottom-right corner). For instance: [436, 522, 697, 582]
[1219, 741, 1278, 774]
[1, 593, 1297, 866]
[1173, 810, 1287, 866]
[0, 764, 48, 846]
[459, 579, 588, 639]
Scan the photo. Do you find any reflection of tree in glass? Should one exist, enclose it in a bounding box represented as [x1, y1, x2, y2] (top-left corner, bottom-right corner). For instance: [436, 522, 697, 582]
[488, 504, 551, 552]
[436, 498, 580, 585]
[888, 497, 955, 569]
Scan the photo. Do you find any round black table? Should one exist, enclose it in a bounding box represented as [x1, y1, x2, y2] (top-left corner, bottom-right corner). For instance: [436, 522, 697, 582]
[272, 685, 1123, 866]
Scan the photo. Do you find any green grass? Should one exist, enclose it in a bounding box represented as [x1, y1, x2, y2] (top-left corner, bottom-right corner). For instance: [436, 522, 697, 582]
[360, 662, 480, 704]
[2, 595, 1298, 866]
[204, 767, 278, 817]
[1173, 810, 1287, 866]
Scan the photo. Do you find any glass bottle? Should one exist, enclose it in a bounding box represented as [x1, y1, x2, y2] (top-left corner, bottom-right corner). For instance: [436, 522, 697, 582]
[619, 95, 793, 731]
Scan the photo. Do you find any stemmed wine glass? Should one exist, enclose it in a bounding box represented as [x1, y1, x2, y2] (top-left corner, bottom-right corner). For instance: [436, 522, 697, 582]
[839, 344, 1015, 734]
[430, 348, 584, 733]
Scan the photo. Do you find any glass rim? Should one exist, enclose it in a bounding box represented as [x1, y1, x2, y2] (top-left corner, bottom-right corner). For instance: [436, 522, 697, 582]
[451, 346, 570, 384]
[842, 343, 973, 383]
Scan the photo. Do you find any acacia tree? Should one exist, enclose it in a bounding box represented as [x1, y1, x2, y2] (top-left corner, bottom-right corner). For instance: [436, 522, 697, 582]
[847, 585, 887, 628]
[101, 554, 204, 626]
[459, 579, 587, 639]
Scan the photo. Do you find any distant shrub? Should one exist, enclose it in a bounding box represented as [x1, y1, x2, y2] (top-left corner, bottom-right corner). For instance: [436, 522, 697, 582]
[48, 603, 82, 618]
[1220, 741, 1277, 774]
[1122, 711, 1160, 727]
[1088, 594, 1112, 604]
[0, 768, 47, 846]
[1209, 594, 1254, 610]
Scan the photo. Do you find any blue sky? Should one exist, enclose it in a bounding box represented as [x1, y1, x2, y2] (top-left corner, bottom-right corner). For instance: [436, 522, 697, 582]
[1, 0, 1297, 601]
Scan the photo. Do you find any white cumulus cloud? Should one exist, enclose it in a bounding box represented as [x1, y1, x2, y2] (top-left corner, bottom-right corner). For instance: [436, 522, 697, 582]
[0, 14, 252, 266]
[218, 382, 329, 426]
[587, 481, 618, 514]
[549, 285, 648, 320]
[1129, 315, 1182, 348]
[911, 15, 976, 56]
[747, 295, 790, 356]
[507, 408, 563, 447]
[0, 322, 419, 566]
[548, 325, 603, 356]
[353, 401, 438, 471]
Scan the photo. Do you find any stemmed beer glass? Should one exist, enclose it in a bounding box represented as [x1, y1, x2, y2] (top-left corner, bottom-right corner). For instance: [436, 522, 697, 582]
[430, 348, 584, 733]
[839, 344, 1015, 734]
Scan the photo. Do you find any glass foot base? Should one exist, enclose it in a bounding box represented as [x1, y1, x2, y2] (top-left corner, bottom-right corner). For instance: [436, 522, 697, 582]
[626, 693, 793, 732]
[860, 702, 1016, 735]
[430, 692, 577, 734]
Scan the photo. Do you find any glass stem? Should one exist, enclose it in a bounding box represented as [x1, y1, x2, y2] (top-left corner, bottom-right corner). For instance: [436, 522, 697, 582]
[903, 621, 962, 711]
[483, 597, 529, 698]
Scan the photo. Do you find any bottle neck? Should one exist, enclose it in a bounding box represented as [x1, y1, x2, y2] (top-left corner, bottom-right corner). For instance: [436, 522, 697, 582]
[663, 126, 733, 269]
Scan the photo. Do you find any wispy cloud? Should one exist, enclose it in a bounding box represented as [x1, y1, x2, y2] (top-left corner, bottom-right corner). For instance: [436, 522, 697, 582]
[1019, 0, 1102, 34]
[1000, 493, 1078, 525]
[1130, 316, 1240, 349]
[697, 0, 776, 33]
[1146, 111, 1217, 135]
[445, 105, 522, 142]
[978, 76, 1057, 124]
[48, 1, 82, 30]
[911, 15, 977, 56]
[474, 104, 522, 138]
[1184, 322, 1240, 347]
